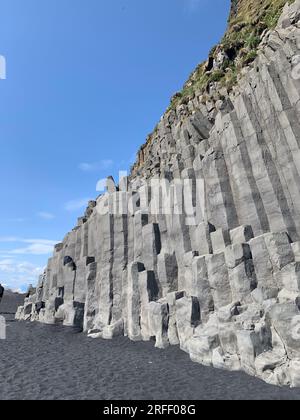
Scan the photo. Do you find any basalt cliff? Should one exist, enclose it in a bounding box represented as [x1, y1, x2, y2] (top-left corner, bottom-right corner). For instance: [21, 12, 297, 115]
[16, 0, 300, 387]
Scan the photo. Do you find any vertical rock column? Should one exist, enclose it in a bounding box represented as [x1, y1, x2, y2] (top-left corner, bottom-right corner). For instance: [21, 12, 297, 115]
[127, 261, 145, 341]
[84, 261, 98, 332]
[97, 211, 114, 329]
[111, 211, 128, 327]
[138, 270, 159, 341]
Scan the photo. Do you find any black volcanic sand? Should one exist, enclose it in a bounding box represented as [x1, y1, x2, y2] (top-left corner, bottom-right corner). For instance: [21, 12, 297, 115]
[1, 293, 300, 400]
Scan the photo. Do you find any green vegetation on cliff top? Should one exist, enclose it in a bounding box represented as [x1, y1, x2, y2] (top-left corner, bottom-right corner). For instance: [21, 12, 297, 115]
[132, 0, 293, 172]
[169, 0, 293, 110]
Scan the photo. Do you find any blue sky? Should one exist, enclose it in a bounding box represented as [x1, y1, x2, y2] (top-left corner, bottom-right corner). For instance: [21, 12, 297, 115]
[0, 0, 230, 291]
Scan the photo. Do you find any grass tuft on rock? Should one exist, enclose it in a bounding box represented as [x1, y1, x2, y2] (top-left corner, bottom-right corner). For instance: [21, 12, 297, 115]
[168, 0, 293, 111]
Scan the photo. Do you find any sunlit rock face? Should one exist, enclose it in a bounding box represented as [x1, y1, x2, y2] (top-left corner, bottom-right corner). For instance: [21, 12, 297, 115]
[16, 1, 300, 387]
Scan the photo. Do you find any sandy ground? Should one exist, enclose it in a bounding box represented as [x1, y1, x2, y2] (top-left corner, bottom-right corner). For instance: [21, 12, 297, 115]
[1, 292, 300, 400]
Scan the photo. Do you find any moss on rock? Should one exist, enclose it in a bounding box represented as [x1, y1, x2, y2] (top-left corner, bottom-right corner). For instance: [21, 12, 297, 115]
[168, 0, 293, 111]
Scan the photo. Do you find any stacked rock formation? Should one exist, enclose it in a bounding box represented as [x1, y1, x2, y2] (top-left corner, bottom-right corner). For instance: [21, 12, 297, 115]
[16, 0, 300, 387]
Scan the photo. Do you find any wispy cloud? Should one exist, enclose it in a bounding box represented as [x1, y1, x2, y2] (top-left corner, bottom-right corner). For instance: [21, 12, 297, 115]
[64, 198, 91, 212]
[37, 211, 55, 220]
[0, 259, 15, 271]
[78, 159, 113, 172]
[10, 243, 55, 255]
[0, 237, 58, 256]
[185, 0, 202, 12]
[0, 237, 58, 245]
[0, 259, 42, 274]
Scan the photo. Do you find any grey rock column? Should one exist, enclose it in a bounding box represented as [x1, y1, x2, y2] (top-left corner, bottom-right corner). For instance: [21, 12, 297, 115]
[127, 261, 145, 341]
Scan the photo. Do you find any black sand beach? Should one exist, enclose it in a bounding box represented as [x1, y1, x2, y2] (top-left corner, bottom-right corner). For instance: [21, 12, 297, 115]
[1, 292, 300, 401]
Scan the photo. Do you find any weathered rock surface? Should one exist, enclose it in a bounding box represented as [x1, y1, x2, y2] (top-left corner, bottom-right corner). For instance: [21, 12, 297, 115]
[16, 0, 300, 387]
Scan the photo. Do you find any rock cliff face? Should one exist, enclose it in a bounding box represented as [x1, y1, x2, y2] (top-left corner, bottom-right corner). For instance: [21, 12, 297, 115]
[16, 0, 300, 387]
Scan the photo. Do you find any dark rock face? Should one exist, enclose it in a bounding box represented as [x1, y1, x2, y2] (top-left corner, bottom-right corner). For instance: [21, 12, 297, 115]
[0, 290, 26, 315]
[16, 1, 300, 387]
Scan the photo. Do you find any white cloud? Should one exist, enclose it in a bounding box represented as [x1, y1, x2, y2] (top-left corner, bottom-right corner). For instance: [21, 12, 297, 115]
[0, 259, 44, 291]
[10, 243, 55, 255]
[0, 259, 42, 274]
[185, 0, 202, 12]
[0, 237, 57, 245]
[64, 198, 91, 212]
[22, 239, 58, 245]
[37, 212, 55, 220]
[78, 159, 113, 172]
[79, 163, 95, 172]
[0, 259, 15, 272]
[0, 238, 58, 256]
[0, 238, 56, 290]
